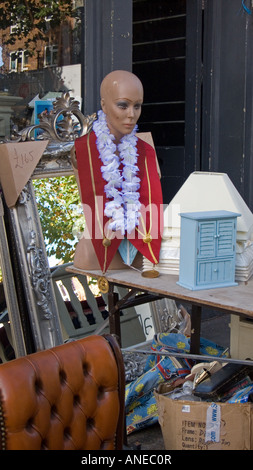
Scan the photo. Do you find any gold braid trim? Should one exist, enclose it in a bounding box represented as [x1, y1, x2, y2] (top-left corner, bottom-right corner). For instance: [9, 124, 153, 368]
[87, 132, 108, 273]
[136, 156, 158, 264]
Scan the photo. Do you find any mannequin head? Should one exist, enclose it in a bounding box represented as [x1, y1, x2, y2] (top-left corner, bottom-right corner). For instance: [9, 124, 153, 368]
[100, 70, 143, 143]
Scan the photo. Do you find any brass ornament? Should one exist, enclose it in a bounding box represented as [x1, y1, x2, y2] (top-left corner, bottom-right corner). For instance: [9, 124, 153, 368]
[143, 234, 152, 244]
[102, 237, 111, 247]
[98, 276, 110, 293]
[142, 269, 159, 278]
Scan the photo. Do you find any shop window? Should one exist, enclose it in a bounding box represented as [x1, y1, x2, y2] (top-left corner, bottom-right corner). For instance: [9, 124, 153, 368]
[44, 45, 58, 67]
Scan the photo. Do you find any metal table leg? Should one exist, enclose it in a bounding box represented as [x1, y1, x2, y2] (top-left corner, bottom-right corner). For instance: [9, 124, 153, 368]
[190, 304, 201, 354]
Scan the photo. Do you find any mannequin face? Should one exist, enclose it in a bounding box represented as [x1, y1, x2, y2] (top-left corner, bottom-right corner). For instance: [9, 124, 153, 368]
[100, 71, 143, 143]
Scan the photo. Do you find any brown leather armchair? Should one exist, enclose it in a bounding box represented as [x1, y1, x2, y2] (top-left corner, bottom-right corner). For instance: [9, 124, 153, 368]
[0, 334, 125, 450]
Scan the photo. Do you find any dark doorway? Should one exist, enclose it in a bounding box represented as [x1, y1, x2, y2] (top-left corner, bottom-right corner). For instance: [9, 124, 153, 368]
[133, 0, 253, 212]
[132, 0, 198, 204]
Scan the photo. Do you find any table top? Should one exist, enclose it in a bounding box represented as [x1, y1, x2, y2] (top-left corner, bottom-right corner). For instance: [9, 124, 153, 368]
[67, 266, 253, 318]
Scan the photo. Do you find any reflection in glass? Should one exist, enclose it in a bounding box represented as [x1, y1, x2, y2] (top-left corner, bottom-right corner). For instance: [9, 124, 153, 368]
[0, 1, 83, 139]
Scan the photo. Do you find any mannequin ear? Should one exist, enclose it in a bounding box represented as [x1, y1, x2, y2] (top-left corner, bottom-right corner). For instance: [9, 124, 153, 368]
[101, 98, 106, 112]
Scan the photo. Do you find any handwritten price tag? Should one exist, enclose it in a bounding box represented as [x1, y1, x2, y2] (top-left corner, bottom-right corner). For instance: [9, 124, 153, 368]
[14, 147, 35, 169]
[0, 141, 48, 207]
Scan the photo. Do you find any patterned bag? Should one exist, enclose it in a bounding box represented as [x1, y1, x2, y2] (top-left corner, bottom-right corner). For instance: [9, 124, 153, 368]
[125, 332, 227, 434]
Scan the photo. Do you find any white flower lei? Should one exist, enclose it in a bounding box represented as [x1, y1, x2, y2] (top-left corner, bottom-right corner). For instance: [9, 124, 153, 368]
[93, 110, 141, 235]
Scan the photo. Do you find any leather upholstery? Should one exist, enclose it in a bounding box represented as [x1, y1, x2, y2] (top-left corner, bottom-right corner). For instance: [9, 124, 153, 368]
[0, 334, 125, 450]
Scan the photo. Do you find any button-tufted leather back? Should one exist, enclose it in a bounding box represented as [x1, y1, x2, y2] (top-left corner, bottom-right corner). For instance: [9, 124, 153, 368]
[0, 334, 125, 450]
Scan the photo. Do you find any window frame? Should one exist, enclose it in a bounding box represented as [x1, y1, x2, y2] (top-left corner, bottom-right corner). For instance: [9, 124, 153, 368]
[44, 44, 58, 67]
[9, 50, 29, 72]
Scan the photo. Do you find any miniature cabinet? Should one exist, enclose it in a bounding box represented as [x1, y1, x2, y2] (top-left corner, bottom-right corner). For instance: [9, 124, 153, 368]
[177, 210, 240, 290]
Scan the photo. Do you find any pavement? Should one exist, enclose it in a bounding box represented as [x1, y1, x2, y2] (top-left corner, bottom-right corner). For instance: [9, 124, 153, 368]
[126, 309, 231, 450]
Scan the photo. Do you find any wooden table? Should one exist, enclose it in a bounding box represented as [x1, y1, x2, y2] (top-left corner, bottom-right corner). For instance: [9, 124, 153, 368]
[68, 266, 253, 356]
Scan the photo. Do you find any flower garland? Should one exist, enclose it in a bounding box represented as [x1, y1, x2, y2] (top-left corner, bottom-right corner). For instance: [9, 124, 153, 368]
[93, 110, 141, 235]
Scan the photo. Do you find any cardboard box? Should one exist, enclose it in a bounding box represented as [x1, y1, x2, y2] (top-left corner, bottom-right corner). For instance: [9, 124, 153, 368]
[230, 314, 253, 360]
[155, 383, 253, 450]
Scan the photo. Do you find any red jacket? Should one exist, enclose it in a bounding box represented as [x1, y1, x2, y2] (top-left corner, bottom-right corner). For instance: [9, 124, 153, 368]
[75, 130, 163, 272]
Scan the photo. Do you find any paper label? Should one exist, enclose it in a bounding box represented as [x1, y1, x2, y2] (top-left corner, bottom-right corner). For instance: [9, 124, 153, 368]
[181, 405, 191, 413]
[0, 141, 48, 207]
[205, 403, 221, 443]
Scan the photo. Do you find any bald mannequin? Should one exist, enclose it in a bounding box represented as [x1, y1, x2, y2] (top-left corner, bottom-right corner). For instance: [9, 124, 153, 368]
[99, 70, 143, 142]
[100, 69, 143, 96]
[71, 70, 163, 274]
[72, 70, 144, 163]
[100, 69, 143, 102]
[71, 70, 159, 172]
